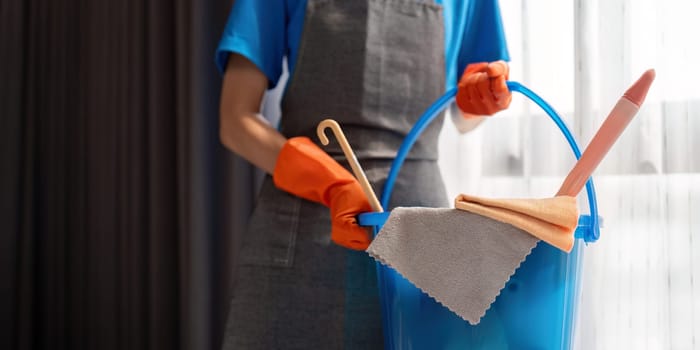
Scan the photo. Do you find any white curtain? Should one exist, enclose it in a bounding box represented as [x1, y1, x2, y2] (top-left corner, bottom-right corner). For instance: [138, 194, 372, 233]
[439, 0, 700, 348]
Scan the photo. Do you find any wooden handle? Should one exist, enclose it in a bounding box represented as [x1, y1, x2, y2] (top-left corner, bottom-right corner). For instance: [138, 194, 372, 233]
[317, 119, 384, 212]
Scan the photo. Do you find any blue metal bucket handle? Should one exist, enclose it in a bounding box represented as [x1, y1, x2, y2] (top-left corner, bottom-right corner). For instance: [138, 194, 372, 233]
[358, 81, 601, 243]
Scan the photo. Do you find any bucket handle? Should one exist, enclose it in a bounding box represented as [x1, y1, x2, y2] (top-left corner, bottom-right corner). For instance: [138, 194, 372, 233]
[378, 81, 600, 243]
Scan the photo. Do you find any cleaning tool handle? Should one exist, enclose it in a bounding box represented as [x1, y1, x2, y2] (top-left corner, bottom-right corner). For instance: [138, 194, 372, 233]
[317, 119, 384, 212]
[380, 81, 600, 242]
[557, 69, 655, 196]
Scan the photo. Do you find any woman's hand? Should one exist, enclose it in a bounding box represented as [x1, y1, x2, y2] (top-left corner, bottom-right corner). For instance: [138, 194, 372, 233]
[274, 137, 373, 250]
[456, 61, 512, 117]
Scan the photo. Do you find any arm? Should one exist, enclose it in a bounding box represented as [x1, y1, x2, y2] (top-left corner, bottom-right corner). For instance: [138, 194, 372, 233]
[218, 53, 372, 250]
[452, 0, 511, 132]
[218, 53, 286, 174]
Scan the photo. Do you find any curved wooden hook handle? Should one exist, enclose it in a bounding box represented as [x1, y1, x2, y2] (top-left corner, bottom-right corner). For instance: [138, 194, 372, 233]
[317, 119, 383, 212]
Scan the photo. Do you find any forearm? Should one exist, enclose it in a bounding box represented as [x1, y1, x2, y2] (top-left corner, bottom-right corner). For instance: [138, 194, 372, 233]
[219, 111, 286, 174]
[451, 110, 486, 134]
[218, 53, 286, 174]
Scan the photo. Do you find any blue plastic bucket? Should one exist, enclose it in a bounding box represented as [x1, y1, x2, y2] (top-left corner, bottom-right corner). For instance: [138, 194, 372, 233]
[358, 82, 601, 350]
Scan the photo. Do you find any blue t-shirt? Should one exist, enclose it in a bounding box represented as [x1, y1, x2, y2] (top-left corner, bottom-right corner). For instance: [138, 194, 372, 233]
[216, 0, 509, 90]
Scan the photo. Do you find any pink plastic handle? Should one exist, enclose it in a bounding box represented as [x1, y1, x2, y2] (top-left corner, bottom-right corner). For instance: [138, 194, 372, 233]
[557, 69, 655, 196]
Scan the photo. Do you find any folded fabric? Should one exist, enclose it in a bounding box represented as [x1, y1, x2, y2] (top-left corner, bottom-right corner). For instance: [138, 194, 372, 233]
[454, 194, 579, 252]
[367, 207, 540, 325]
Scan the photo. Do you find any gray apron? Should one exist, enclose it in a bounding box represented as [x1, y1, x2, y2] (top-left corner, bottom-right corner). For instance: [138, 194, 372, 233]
[222, 1, 447, 349]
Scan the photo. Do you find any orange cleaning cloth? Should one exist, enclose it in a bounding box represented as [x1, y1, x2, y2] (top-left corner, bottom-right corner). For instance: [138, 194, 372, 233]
[454, 194, 579, 252]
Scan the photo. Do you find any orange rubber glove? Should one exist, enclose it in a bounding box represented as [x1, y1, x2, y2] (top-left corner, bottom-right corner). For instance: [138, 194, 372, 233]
[273, 137, 373, 250]
[456, 61, 512, 117]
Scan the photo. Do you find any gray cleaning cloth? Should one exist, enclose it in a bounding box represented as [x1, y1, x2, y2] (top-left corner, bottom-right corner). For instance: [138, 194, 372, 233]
[366, 207, 539, 325]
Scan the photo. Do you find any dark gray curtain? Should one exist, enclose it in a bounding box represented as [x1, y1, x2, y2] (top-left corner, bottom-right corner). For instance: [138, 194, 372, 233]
[0, 0, 257, 349]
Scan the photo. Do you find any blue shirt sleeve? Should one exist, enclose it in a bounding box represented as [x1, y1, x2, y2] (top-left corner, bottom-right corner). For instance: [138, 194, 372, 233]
[215, 0, 286, 89]
[458, 0, 510, 70]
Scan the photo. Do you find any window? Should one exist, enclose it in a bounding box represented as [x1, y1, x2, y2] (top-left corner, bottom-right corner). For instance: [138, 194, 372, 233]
[438, 1, 700, 348]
